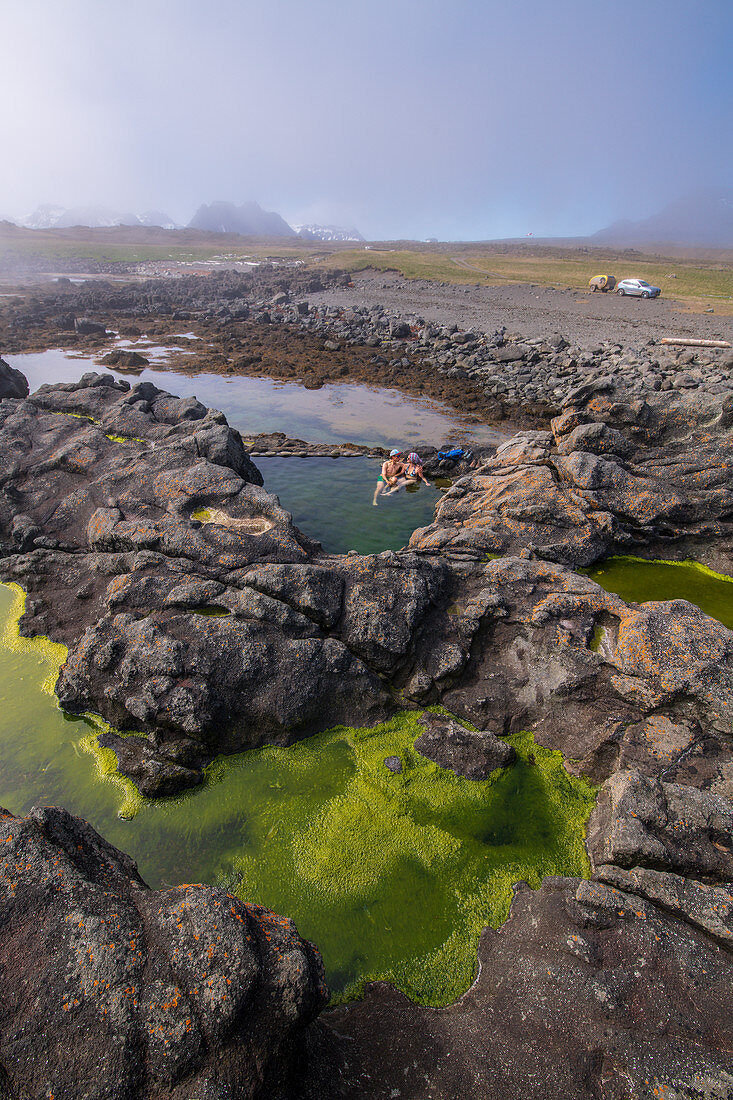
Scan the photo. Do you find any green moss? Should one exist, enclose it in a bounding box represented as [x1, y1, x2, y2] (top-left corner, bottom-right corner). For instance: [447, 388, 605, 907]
[78, 732, 144, 820]
[215, 716, 596, 1005]
[0, 583, 68, 694]
[0, 583, 596, 1007]
[191, 507, 213, 522]
[1, 583, 144, 820]
[585, 556, 733, 631]
[104, 433, 144, 444]
[57, 411, 142, 444]
[190, 605, 231, 617]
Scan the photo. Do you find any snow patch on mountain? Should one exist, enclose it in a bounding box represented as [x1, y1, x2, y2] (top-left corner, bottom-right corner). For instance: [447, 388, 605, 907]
[18, 205, 179, 230]
[293, 224, 365, 242]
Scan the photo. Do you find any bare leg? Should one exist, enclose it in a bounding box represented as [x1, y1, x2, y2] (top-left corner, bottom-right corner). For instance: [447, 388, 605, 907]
[373, 480, 384, 506]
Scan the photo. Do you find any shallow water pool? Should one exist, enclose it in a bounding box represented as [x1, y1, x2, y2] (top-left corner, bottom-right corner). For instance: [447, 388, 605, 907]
[0, 583, 595, 1005]
[586, 557, 733, 631]
[9, 349, 473, 554]
[6, 348, 506, 450]
[257, 457, 443, 554]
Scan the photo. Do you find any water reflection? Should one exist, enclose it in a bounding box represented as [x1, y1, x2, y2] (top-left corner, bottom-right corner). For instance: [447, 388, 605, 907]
[7, 348, 507, 450]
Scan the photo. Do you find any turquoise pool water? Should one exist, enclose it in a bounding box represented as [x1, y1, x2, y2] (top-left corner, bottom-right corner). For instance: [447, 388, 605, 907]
[257, 456, 442, 554]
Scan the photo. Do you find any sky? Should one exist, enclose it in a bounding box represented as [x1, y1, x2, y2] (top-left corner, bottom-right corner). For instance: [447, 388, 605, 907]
[0, 0, 731, 240]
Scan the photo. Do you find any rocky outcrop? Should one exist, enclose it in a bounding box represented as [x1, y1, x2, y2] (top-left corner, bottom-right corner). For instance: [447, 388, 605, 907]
[411, 384, 733, 574]
[3, 374, 733, 801]
[0, 805, 327, 1099]
[3, 370, 733, 1098]
[0, 356, 28, 399]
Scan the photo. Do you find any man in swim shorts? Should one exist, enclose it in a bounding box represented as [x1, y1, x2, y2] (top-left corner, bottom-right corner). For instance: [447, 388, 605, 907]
[373, 449, 404, 505]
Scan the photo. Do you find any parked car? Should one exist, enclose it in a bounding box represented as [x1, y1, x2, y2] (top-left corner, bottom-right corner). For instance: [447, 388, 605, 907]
[589, 274, 616, 292]
[616, 278, 661, 298]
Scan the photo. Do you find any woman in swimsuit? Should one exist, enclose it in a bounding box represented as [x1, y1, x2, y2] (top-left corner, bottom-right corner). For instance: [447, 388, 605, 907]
[387, 452, 430, 494]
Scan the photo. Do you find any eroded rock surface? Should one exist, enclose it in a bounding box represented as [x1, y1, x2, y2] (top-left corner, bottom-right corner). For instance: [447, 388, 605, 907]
[411, 383, 733, 574]
[3, 369, 733, 1098]
[0, 805, 327, 1100]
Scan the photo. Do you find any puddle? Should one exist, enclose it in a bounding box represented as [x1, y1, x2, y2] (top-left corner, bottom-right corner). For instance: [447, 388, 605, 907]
[586, 556, 733, 631]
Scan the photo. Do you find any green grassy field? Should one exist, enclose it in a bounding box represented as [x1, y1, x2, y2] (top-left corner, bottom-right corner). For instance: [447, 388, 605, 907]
[1, 223, 731, 312]
[323, 245, 733, 311]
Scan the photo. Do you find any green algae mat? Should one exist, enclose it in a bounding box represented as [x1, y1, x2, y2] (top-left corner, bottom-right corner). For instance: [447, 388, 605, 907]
[586, 556, 733, 631]
[0, 582, 595, 1004]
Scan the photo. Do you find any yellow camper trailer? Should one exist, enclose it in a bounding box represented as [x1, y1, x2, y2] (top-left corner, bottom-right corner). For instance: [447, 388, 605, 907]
[589, 274, 616, 292]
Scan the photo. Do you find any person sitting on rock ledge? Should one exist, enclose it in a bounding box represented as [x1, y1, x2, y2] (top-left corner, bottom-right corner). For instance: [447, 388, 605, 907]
[386, 451, 431, 494]
[373, 449, 405, 505]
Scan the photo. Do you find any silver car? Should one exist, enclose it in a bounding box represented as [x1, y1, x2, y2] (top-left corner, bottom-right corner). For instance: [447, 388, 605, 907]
[616, 278, 661, 299]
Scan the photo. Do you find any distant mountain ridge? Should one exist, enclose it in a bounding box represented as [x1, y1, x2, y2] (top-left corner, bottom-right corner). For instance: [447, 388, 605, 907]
[19, 204, 178, 230]
[188, 200, 295, 237]
[14, 199, 366, 242]
[594, 189, 733, 248]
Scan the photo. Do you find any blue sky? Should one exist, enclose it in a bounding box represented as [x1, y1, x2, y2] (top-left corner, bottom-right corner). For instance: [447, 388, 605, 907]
[1, 0, 731, 239]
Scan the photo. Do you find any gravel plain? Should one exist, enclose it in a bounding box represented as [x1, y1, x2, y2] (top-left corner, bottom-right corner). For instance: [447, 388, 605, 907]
[307, 269, 733, 349]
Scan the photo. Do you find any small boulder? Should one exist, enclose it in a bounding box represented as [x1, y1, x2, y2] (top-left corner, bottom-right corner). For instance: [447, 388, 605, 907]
[0, 806, 328, 1097]
[0, 358, 29, 399]
[415, 712, 516, 779]
[384, 755, 403, 774]
[74, 317, 108, 336]
[100, 350, 149, 370]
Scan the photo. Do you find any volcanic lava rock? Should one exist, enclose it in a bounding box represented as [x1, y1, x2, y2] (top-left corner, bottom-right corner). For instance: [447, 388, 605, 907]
[410, 387, 733, 573]
[308, 874, 733, 1099]
[0, 357, 29, 399]
[100, 349, 149, 369]
[0, 805, 327, 1099]
[414, 711, 515, 778]
[433, 555, 733, 786]
[586, 768, 733, 879]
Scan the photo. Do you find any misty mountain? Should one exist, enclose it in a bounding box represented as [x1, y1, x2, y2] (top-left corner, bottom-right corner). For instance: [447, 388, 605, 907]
[294, 224, 365, 242]
[188, 201, 296, 237]
[593, 189, 733, 248]
[20, 205, 178, 230]
[22, 204, 67, 229]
